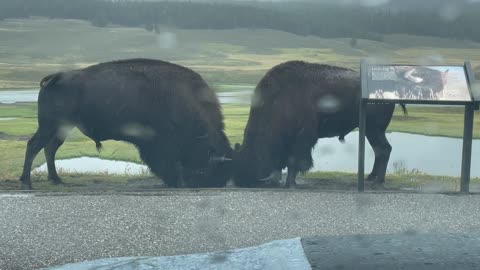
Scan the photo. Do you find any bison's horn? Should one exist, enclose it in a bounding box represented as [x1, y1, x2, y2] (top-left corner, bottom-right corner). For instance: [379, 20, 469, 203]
[209, 156, 232, 164]
[259, 171, 281, 182]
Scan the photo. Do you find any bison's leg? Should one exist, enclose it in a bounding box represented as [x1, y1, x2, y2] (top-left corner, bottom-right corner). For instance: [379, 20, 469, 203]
[44, 136, 66, 184]
[286, 129, 316, 188]
[176, 162, 185, 188]
[285, 168, 298, 189]
[19, 128, 56, 189]
[161, 162, 184, 188]
[366, 131, 392, 184]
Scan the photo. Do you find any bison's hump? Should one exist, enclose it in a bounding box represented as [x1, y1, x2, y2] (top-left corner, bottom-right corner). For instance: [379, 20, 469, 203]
[85, 58, 201, 78]
[272, 60, 355, 73]
[94, 58, 189, 70]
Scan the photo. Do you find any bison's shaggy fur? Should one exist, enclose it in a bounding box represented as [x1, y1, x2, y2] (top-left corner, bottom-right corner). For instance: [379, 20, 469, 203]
[20, 59, 232, 189]
[234, 61, 406, 188]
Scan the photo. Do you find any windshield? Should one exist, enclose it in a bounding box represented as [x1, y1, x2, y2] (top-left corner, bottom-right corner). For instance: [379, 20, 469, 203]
[1, 0, 480, 269]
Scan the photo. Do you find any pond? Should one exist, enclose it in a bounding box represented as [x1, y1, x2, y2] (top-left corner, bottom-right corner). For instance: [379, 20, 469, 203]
[33, 157, 149, 175]
[314, 131, 480, 177]
[32, 132, 480, 178]
[216, 90, 252, 104]
[0, 90, 39, 104]
[0, 89, 254, 105]
[0, 117, 17, 121]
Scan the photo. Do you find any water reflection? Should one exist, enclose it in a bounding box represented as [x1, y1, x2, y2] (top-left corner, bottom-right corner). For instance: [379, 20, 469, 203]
[32, 132, 480, 178]
[0, 89, 254, 105]
[313, 131, 480, 177]
[33, 157, 149, 175]
[216, 90, 252, 104]
[0, 90, 39, 103]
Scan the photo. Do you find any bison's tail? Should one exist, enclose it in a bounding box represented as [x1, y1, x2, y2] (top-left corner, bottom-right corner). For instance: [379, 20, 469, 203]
[399, 103, 408, 115]
[95, 141, 103, 153]
[40, 72, 62, 88]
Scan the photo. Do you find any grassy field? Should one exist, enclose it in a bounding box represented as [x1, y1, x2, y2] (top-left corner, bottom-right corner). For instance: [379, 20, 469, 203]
[2, 17, 480, 190]
[1, 17, 480, 89]
[1, 102, 480, 187]
[2, 103, 480, 143]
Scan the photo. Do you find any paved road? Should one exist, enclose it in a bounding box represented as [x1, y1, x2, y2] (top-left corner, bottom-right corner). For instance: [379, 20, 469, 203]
[1, 190, 480, 270]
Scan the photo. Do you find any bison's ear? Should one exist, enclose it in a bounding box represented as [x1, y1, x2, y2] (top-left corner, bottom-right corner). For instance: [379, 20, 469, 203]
[234, 143, 241, 151]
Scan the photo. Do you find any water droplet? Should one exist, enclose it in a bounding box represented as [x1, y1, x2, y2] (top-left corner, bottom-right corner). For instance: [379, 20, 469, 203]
[120, 123, 156, 139]
[210, 252, 229, 264]
[439, 3, 461, 22]
[317, 95, 341, 113]
[157, 31, 177, 49]
[251, 92, 263, 108]
[404, 229, 418, 236]
[360, 0, 390, 7]
[57, 124, 74, 140]
[319, 145, 335, 156]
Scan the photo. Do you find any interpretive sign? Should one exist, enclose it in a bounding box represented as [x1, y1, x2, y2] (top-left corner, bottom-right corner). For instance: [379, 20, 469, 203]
[364, 65, 472, 104]
[358, 61, 476, 193]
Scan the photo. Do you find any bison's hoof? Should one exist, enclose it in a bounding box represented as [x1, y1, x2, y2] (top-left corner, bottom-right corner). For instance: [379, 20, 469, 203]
[50, 178, 65, 185]
[20, 182, 33, 190]
[372, 182, 386, 190]
[285, 183, 297, 189]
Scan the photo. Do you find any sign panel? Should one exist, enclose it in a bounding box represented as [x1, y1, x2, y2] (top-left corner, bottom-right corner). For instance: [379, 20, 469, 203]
[367, 65, 471, 102]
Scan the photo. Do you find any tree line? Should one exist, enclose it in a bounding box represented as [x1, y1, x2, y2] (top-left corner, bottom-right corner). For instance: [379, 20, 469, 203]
[0, 0, 479, 42]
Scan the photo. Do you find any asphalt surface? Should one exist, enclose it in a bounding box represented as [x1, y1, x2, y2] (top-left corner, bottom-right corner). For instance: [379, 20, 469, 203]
[1, 190, 480, 270]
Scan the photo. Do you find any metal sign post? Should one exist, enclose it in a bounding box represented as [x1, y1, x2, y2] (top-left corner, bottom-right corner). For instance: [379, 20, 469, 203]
[460, 61, 477, 193]
[358, 60, 368, 192]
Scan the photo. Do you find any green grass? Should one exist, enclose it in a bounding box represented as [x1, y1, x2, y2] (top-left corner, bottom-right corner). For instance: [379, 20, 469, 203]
[1, 18, 480, 88]
[304, 171, 480, 193]
[0, 102, 478, 190]
[214, 84, 255, 92]
[0, 102, 476, 181]
[1, 104, 479, 143]
[390, 106, 480, 139]
[0, 174, 151, 191]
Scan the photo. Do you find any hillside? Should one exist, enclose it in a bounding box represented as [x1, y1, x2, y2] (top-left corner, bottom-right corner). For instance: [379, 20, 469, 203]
[1, 18, 479, 89]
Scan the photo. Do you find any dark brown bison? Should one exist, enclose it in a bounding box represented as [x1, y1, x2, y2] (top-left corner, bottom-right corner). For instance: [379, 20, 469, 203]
[233, 61, 406, 188]
[19, 59, 232, 189]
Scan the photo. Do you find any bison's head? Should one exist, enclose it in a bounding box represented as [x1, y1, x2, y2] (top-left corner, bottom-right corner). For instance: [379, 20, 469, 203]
[232, 143, 278, 187]
[182, 132, 233, 188]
